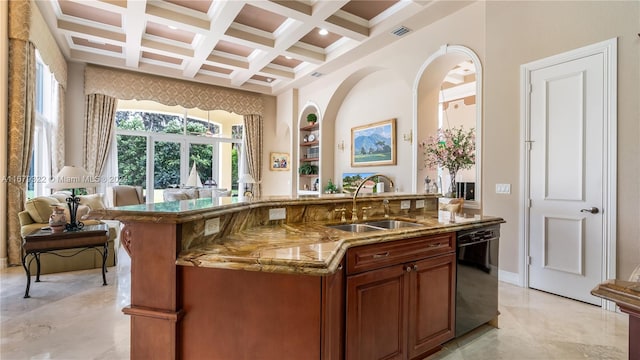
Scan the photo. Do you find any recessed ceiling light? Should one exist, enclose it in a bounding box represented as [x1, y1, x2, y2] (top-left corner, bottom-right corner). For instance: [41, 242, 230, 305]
[285, 56, 292, 60]
[168, 25, 178, 30]
[266, 78, 273, 83]
[318, 28, 328, 36]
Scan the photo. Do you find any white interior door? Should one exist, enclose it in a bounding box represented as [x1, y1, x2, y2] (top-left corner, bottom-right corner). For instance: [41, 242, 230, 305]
[526, 50, 608, 305]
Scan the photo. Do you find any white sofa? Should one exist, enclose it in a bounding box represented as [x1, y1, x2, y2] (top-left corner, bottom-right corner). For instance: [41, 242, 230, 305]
[163, 188, 231, 202]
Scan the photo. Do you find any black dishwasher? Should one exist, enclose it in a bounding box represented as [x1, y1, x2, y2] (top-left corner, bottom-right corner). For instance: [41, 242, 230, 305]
[455, 225, 500, 337]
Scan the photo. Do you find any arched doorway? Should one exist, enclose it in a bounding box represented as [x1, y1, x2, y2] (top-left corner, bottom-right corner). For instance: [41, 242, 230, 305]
[413, 45, 482, 209]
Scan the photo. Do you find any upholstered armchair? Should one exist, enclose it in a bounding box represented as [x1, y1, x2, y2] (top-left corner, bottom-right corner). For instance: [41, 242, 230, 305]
[17, 192, 118, 274]
[106, 185, 145, 207]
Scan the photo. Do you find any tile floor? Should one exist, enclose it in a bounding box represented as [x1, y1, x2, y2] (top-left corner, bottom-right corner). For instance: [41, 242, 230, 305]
[0, 252, 629, 360]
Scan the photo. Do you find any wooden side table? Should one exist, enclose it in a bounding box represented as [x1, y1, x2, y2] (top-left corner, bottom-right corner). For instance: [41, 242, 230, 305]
[592, 280, 640, 360]
[21, 223, 109, 298]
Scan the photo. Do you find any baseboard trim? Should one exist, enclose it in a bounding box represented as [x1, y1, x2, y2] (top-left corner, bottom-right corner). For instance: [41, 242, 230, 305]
[498, 269, 520, 286]
[0, 257, 7, 269]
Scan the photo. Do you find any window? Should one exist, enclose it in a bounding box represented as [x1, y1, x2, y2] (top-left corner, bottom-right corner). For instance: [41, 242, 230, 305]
[110, 101, 243, 202]
[28, 51, 59, 199]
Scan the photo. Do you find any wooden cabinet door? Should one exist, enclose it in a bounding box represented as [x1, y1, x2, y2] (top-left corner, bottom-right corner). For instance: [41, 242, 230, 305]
[407, 253, 456, 359]
[322, 261, 345, 360]
[346, 264, 408, 360]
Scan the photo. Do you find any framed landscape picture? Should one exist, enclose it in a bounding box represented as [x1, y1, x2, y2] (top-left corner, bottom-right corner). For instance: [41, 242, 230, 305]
[270, 152, 290, 171]
[351, 118, 396, 167]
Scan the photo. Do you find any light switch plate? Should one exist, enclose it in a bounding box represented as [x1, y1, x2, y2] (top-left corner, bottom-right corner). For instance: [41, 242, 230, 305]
[269, 208, 286, 220]
[415, 200, 425, 209]
[401, 200, 411, 210]
[205, 218, 220, 236]
[496, 184, 511, 194]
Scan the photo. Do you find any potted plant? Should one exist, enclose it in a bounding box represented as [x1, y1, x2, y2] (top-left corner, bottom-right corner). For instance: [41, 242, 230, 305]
[306, 113, 317, 125]
[324, 179, 338, 194]
[298, 162, 318, 175]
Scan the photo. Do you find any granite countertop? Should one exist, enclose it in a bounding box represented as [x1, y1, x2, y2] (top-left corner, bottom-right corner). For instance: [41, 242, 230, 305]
[176, 213, 504, 276]
[591, 279, 640, 313]
[88, 194, 504, 276]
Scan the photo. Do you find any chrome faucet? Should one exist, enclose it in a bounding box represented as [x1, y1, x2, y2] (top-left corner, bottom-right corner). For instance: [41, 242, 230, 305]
[352, 174, 394, 222]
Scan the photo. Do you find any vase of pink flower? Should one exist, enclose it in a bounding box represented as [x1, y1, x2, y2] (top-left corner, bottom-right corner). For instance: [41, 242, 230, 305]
[421, 126, 475, 198]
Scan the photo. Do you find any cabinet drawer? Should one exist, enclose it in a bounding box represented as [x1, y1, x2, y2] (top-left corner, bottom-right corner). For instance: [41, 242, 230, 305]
[346, 233, 455, 275]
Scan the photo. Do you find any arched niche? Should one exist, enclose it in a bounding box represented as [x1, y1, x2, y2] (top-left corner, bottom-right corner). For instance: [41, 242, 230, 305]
[413, 45, 482, 209]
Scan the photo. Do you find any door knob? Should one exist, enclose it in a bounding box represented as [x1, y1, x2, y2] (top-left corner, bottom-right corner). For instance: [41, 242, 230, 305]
[580, 207, 599, 214]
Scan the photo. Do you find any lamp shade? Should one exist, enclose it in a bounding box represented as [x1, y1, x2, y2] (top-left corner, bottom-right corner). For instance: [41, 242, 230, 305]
[48, 166, 94, 190]
[238, 173, 256, 184]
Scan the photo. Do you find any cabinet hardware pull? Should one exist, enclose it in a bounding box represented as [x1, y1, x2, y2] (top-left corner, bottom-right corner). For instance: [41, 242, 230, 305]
[405, 266, 412, 272]
[373, 252, 390, 258]
[337, 264, 343, 270]
[413, 264, 418, 271]
[428, 242, 442, 247]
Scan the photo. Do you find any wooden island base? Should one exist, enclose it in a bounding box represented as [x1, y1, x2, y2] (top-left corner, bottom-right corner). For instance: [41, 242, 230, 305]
[179, 265, 344, 360]
[88, 195, 502, 359]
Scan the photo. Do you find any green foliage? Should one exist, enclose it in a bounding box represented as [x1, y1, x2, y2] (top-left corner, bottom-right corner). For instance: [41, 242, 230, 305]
[324, 179, 338, 193]
[231, 146, 238, 189]
[306, 113, 317, 123]
[117, 134, 147, 186]
[298, 162, 318, 175]
[115, 110, 236, 190]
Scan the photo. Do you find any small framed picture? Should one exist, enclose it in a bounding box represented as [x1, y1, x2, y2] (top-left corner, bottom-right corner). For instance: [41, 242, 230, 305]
[270, 152, 290, 171]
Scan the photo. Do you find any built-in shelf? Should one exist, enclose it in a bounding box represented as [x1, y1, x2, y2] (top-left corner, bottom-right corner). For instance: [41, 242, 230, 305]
[299, 107, 321, 194]
[300, 123, 319, 131]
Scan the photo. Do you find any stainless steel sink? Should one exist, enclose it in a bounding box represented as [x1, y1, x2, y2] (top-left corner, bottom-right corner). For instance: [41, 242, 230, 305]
[326, 223, 384, 233]
[326, 220, 424, 233]
[363, 220, 424, 229]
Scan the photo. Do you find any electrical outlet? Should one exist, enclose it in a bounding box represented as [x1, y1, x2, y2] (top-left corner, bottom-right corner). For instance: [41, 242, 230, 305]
[401, 200, 411, 210]
[269, 208, 286, 220]
[495, 184, 511, 194]
[205, 218, 220, 236]
[415, 200, 425, 209]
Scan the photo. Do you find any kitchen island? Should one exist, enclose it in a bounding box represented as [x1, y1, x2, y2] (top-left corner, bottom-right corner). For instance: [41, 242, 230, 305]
[88, 194, 503, 360]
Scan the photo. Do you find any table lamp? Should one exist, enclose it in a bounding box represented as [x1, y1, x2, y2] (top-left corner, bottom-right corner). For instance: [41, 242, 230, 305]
[238, 173, 256, 197]
[48, 165, 94, 231]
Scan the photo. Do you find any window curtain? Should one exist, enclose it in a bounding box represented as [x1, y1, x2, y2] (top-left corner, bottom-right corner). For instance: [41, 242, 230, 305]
[83, 94, 117, 193]
[84, 65, 263, 115]
[52, 84, 65, 175]
[243, 114, 263, 197]
[6, 0, 36, 265]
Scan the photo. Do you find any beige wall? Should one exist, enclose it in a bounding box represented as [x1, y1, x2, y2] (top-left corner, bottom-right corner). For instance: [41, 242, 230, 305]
[334, 69, 413, 192]
[1, 0, 8, 266]
[484, 1, 640, 279]
[264, 89, 297, 196]
[281, 1, 639, 280]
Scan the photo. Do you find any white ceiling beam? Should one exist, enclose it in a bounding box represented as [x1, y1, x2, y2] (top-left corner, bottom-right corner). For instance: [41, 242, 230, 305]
[123, 0, 146, 68]
[230, 0, 347, 87]
[57, 19, 125, 43]
[182, 1, 244, 78]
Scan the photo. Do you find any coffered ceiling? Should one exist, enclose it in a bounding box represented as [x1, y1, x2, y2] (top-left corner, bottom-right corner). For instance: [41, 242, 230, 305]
[36, 0, 473, 95]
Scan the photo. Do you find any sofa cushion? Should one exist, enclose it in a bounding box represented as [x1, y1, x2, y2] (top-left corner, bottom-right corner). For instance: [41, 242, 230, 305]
[79, 193, 106, 210]
[163, 188, 198, 202]
[164, 191, 191, 202]
[25, 197, 60, 223]
[49, 191, 72, 203]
